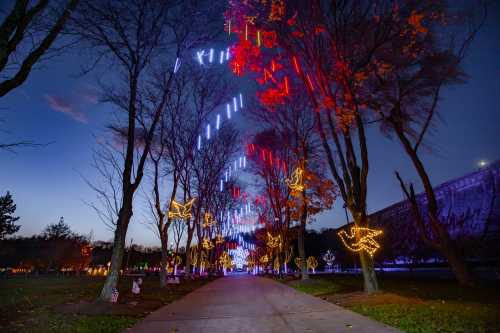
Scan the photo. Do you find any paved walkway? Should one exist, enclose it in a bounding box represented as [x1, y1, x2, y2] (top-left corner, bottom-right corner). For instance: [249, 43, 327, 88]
[127, 275, 401, 333]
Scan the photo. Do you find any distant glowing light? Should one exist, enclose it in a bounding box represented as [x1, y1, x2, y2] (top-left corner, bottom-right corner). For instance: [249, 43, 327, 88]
[219, 51, 224, 64]
[216, 114, 221, 130]
[220, 179, 223, 192]
[478, 160, 487, 167]
[226, 103, 231, 119]
[226, 47, 230, 60]
[206, 124, 211, 140]
[239, 93, 243, 108]
[257, 30, 261, 47]
[197, 135, 201, 150]
[243, 156, 246, 168]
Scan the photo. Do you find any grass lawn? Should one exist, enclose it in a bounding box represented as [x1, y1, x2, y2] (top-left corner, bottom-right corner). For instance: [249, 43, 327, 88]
[0, 275, 213, 333]
[285, 274, 500, 333]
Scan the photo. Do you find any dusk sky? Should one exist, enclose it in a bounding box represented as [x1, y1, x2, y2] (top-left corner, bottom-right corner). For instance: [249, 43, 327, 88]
[1, 2, 499, 247]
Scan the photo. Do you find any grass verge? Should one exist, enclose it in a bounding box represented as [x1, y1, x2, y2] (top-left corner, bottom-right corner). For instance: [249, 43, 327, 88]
[284, 275, 500, 333]
[0, 275, 212, 333]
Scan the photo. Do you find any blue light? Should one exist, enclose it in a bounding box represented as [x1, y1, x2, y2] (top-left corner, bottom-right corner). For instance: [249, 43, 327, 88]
[239, 93, 243, 108]
[216, 114, 220, 130]
[197, 50, 204, 65]
[206, 124, 211, 140]
[197, 135, 201, 150]
[233, 97, 238, 112]
[173, 57, 181, 73]
[219, 51, 224, 64]
[226, 103, 231, 119]
[209, 48, 214, 63]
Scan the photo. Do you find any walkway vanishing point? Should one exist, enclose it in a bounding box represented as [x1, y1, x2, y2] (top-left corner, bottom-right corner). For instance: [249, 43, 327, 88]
[127, 275, 400, 333]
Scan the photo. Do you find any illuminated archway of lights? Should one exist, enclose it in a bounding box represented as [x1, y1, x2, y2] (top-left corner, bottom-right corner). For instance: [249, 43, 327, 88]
[168, 198, 196, 220]
[337, 226, 383, 257]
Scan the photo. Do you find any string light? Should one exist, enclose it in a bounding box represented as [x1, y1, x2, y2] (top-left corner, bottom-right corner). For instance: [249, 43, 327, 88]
[173, 57, 181, 73]
[337, 226, 383, 257]
[197, 50, 205, 65]
[266, 232, 281, 249]
[206, 124, 211, 140]
[323, 250, 336, 270]
[202, 237, 214, 250]
[215, 234, 224, 245]
[209, 48, 214, 63]
[216, 114, 220, 130]
[203, 212, 215, 228]
[239, 93, 243, 108]
[226, 103, 231, 119]
[259, 254, 269, 264]
[219, 251, 232, 269]
[197, 135, 201, 150]
[219, 50, 224, 64]
[285, 167, 304, 191]
[273, 257, 280, 272]
[168, 198, 196, 220]
[233, 96, 238, 112]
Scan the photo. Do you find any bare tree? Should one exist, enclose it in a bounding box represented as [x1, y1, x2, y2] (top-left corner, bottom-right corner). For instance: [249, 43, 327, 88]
[72, 0, 223, 301]
[0, 0, 80, 98]
[366, 2, 486, 286]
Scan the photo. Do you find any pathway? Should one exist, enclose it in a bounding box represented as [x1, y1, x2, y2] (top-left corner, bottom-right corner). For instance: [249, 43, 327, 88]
[126, 274, 401, 333]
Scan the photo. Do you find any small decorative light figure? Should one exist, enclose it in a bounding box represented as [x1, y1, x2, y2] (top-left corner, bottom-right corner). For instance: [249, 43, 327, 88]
[337, 226, 383, 257]
[285, 167, 304, 192]
[168, 198, 196, 220]
[307, 256, 318, 274]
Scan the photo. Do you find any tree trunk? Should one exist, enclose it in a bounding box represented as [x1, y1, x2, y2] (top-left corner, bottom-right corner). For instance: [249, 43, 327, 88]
[394, 126, 474, 287]
[98, 199, 132, 301]
[184, 230, 193, 279]
[359, 251, 378, 293]
[159, 232, 169, 288]
[353, 214, 379, 293]
[298, 216, 308, 280]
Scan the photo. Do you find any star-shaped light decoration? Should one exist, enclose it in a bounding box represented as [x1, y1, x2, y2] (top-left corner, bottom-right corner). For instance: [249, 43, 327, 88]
[168, 198, 196, 220]
[337, 226, 383, 257]
[285, 167, 304, 192]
